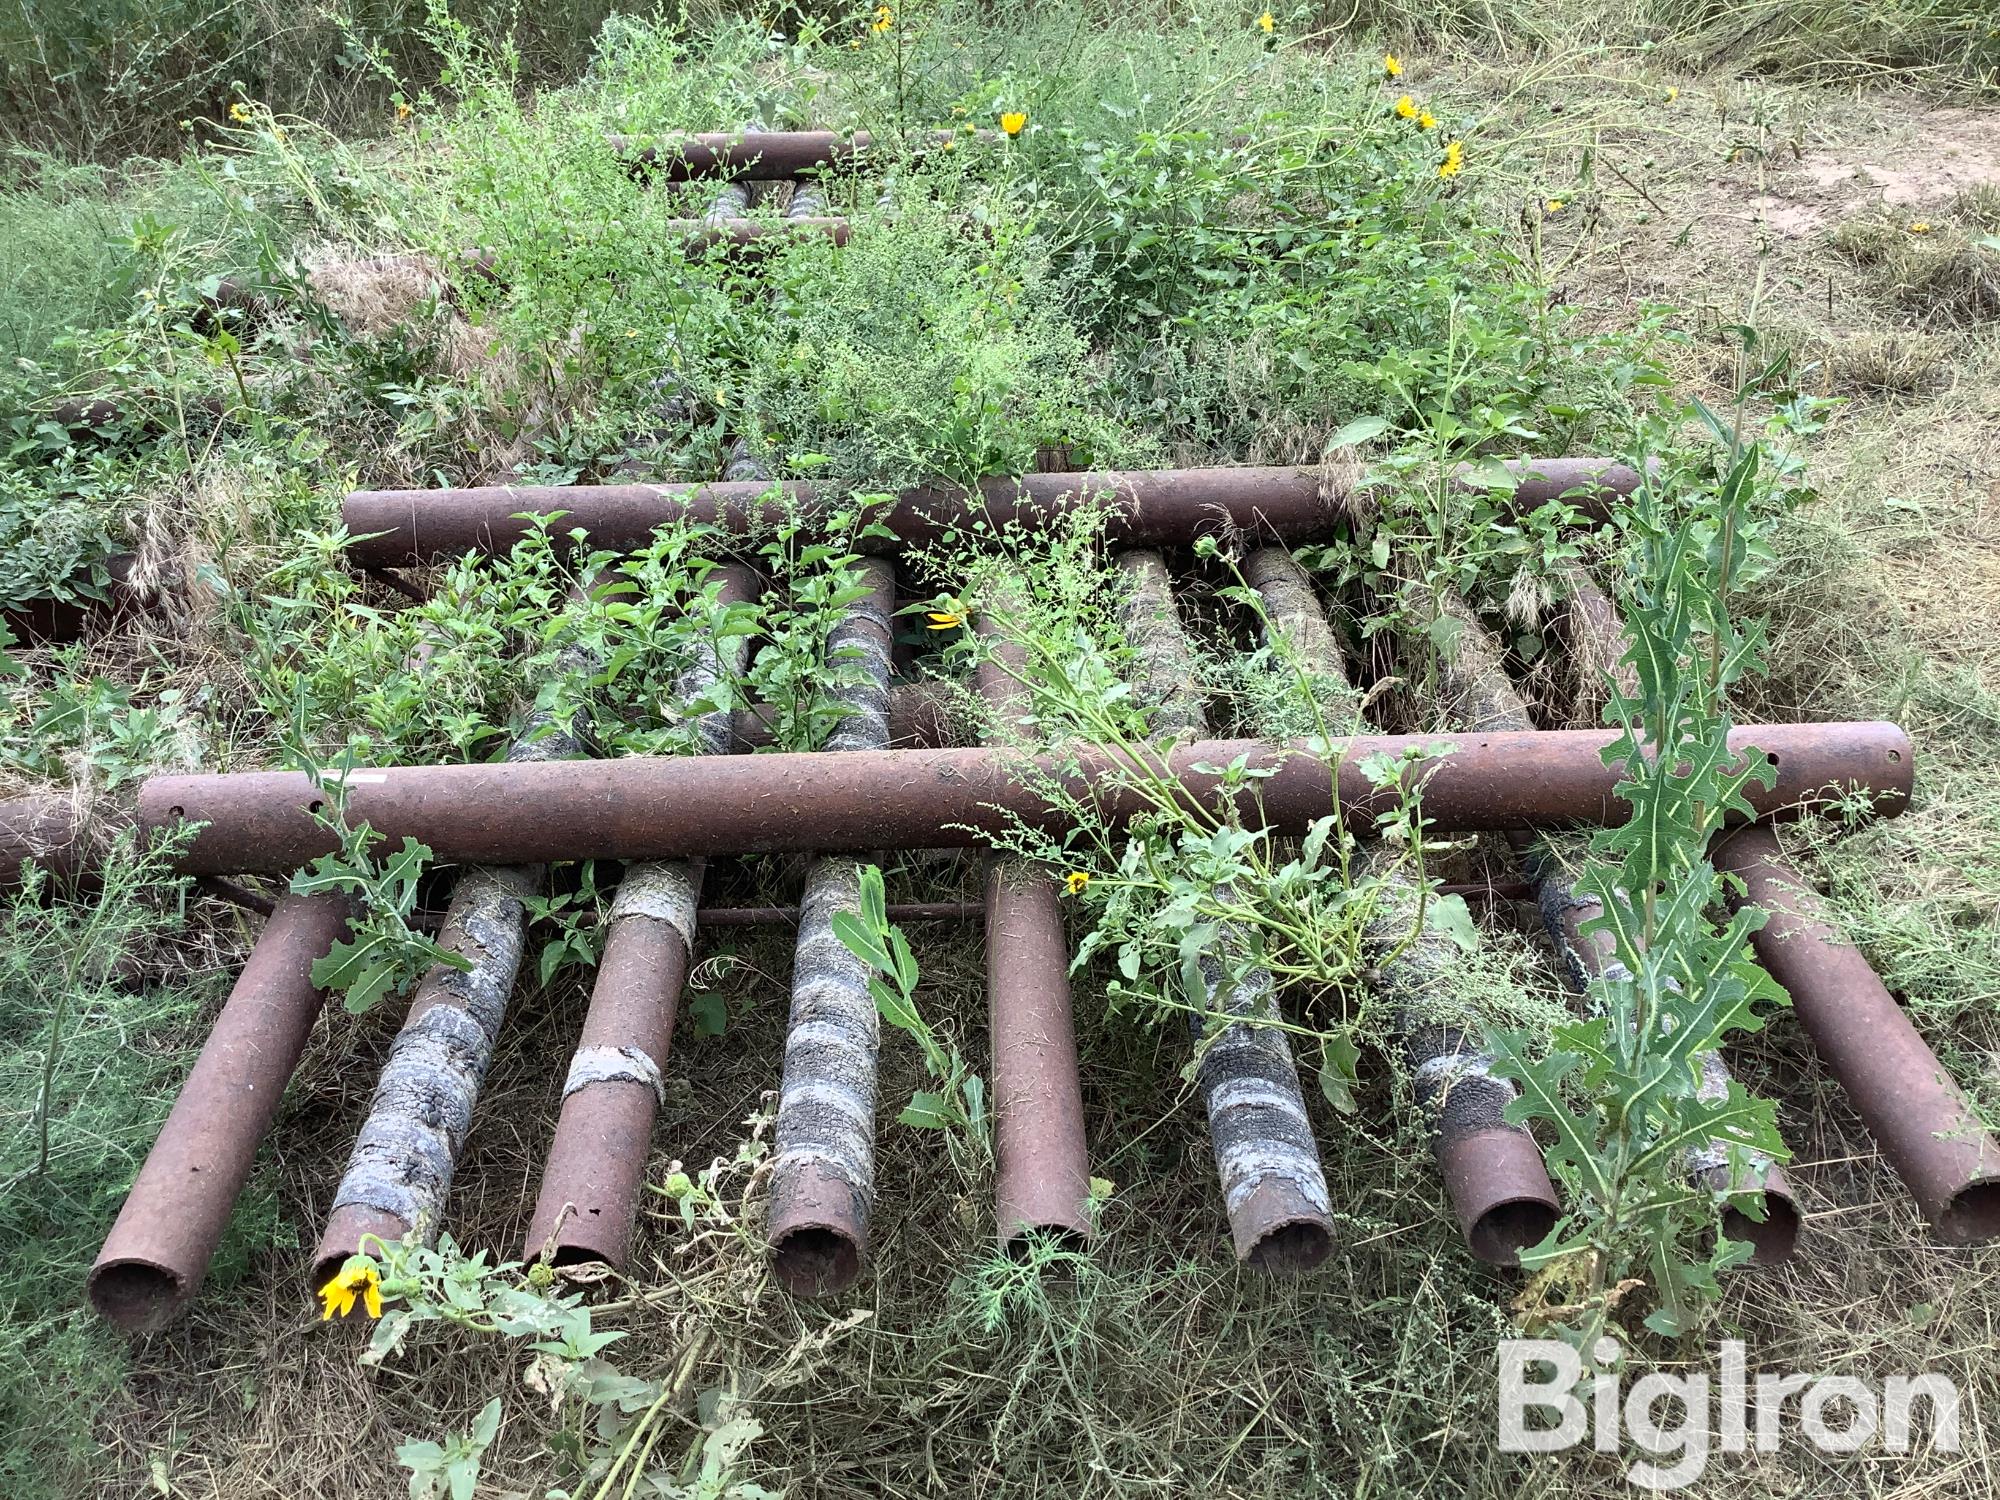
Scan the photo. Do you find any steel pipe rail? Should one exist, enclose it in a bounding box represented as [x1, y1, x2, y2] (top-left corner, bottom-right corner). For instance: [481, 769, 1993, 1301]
[87, 893, 353, 1330]
[1554, 573, 1995, 1244]
[1532, 848, 1803, 1264]
[1243, 548, 1557, 1266]
[977, 590, 1094, 1250]
[340, 458, 1648, 569]
[1423, 584, 1801, 1263]
[613, 129, 971, 179]
[767, 558, 900, 1296]
[1716, 832, 2000, 1244]
[1121, 550, 1336, 1272]
[731, 678, 960, 750]
[128, 722, 1912, 877]
[523, 562, 763, 1269]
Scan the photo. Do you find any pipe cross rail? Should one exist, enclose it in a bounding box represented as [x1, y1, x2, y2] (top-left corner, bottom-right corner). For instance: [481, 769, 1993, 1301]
[339, 457, 1648, 569]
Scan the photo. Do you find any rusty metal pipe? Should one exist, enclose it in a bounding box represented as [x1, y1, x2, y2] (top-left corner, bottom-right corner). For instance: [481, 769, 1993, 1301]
[524, 863, 698, 1268]
[731, 679, 959, 750]
[311, 862, 539, 1287]
[614, 129, 973, 179]
[86, 893, 351, 1330]
[129, 722, 1913, 878]
[0, 793, 92, 886]
[767, 558, 899, 1296]
[695, 901, 980, 926]
[977, 603, 1093, 1249]
[1716, 826, 2000, 1245]
[340, 458, 1648, 569]
[1243, 548, 1557, 1266]
[2, 553, 142, 644]
[1533, 854, 1803, 1264]
[1427, 584, 1800, 1261]
[1121, 550, 1334, 1272]
[523, 562, 761, 1268]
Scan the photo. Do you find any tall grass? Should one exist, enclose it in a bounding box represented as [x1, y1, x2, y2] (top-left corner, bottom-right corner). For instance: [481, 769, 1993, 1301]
[1335, 0, 1999, 85]
[0, 0, 636, 161]
[3, 0, 1993, 168]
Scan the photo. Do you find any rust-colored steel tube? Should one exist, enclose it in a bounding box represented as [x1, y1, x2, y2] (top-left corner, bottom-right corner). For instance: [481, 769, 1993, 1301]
[1716, 826, 2000, 1245]
[523, 561, 761, 1268]
[696, 901, 980, 926]
[731, 679, 959, 750]
[312, 864, 537, 1287]
[2, 552, 140, 644]
[1534, 858, 1802, 1264]
[1122, 550, 1333, 1272]
[524, 864, 698, 1267]
[1243, 549, 1554, 1265]
[86, 893, 351, 1331]
[1424, 583, 1800, 1262]
[0, 793, 91, 886]
[977, 613, 1093, 1249]
[132, 721, 1913, 877]
[617, 128, 868, 178]
[340, 457, 1646, 569]
[768, 558, 900, 1296]
[614, 129, 969, 179]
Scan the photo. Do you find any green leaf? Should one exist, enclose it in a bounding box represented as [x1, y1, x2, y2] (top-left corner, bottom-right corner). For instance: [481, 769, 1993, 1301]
[1318, 1033, 1362, 1115]
[690, 992, 728, 1036]
[898, 1091, 956, 1129]
[868, 975, 929, 1044]
[1325, 415, 1390, 449]
[1422, 892, 1478, 953]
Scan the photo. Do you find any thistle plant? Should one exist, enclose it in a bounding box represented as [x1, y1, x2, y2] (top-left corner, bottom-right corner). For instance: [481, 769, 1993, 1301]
[1488, 441, 1792, 1352]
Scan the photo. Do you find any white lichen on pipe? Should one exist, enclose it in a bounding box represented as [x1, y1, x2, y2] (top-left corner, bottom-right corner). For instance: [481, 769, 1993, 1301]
[1197, 957, 1333, 1225]
[1117, 548, 1332, 1264]
[823, 558, 895, 751]
[1115, 550, 1206, 740]
[772, 857, 882, 1186]
[768, 559, 897, 1286]
[563, 1045, 666, 1103]
[327, 631, 589, 1248]
[327, 863, 537, 1231]
[1244, 550, 1538, 1237]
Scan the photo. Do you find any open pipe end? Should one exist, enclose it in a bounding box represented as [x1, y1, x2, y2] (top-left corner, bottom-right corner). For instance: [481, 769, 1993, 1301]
[772, 1226, 863, 1297]
[1439, 1127, 1561, 1267]
[311, 1203, 411, 1294]
[87, 1258, 191, 1334]
[1722, 1193, 1803, 1267]
[1467, 1198, 1562, 1267]
[1703, 1162, 1802, 1267]
[1932, 1180, 2000, 1246]
[1000, 1220, 1091, 1263]
[1244, 1218, 1336, 1276]
[1229, 1176, 1335, 1276]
